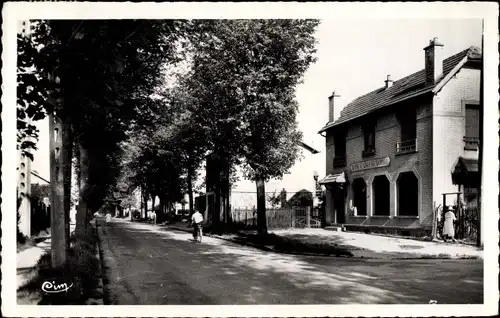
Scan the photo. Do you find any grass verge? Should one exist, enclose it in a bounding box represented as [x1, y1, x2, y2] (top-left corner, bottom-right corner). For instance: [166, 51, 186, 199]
[173, 222, 353, 257]
[17, 228, 100, 305]
[239, 233, 354, 257]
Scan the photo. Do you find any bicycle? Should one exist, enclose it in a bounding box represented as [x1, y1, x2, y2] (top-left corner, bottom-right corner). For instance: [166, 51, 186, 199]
[193, 223, 203, 243]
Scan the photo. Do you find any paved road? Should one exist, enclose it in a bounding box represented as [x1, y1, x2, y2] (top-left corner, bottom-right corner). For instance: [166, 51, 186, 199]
[99, 219, 483, 305]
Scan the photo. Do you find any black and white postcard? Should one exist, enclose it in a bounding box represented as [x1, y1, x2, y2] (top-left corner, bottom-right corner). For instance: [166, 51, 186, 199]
[1, 2, 498, 317]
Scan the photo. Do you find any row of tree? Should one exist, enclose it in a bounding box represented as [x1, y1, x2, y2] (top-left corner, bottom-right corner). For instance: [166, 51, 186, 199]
[119, 20, 320, 234]
[18, 20, 187, 267]
[17, 19, 320, 267]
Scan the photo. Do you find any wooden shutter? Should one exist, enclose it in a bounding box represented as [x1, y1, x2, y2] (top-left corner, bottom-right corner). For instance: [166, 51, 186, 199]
[465, 105, 480, 138]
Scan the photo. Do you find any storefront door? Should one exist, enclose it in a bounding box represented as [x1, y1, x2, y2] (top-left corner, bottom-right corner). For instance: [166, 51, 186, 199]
[333, 187, 346, 224]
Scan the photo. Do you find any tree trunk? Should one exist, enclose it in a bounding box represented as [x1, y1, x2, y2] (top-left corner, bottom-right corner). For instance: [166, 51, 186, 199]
[161, 196, 167, 214]
[62, 118, 72, 248]
[158, 197, 163, 220]
[187, 158, 194, 216]
[49, 114, 68, 267]
[214, 181, 221, 227]
[210, 155, 221, 226]
[76, 139, 89, 236]
[143, 192, 148, 219]
[152, 194, 156, 215]
[138, 188, 143, 219]
[255, 178, 268, 235]
[166, 200, 172, 220]
[224, 162, 231, 224]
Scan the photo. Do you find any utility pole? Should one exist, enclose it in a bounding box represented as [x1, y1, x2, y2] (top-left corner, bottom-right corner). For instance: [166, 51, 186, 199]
[49, 113, 68, 267]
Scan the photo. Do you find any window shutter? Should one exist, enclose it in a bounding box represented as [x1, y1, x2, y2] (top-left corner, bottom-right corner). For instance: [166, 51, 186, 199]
[465, 106, 480, 138]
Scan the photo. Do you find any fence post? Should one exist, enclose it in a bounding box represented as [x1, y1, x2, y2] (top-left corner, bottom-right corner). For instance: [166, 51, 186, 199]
[432, 201, 437, 240]
[291, 207, 295, 228]
[306, 206, 311, 228]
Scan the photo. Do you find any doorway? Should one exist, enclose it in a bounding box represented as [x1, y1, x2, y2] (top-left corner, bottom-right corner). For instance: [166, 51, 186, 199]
[373, 175, 390, 216]
[333, 186, 346, 224]
[397, 171, 418, 216]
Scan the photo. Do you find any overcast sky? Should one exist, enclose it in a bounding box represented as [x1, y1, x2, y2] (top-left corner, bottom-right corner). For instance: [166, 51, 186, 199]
[31, 19, 482, 190]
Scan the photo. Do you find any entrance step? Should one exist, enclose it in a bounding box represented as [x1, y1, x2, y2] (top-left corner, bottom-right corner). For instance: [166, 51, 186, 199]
[325, 224, 345, 232]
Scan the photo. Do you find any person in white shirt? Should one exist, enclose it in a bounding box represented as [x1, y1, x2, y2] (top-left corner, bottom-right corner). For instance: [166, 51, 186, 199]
[151, 210, 157, 225]
[191, 210, 204, 238]
[443, 207, 457, 242]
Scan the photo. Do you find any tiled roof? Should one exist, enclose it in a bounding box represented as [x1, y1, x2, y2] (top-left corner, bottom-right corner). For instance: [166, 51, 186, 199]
[451, 156, 479, 185]
[456, 156, 479, 173]
[319, 46, 480, 132]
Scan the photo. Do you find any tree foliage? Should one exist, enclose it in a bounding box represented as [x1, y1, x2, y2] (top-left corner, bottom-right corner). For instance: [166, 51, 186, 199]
[17, 21, 55, 161]
[183, 19, 320, 233]
[17, 19, 189, 237]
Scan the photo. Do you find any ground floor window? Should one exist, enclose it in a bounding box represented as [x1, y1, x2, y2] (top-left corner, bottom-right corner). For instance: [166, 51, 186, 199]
[372, 175, 390, 216]
[397, 171, 418, 216]
[352, 178, 367, 216]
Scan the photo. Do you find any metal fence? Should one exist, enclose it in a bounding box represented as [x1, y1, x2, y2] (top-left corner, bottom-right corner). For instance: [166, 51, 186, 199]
[230, 206, 319, 229]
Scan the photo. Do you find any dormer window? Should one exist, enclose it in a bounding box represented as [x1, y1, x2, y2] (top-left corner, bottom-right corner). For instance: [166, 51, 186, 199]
[362, 119, 376, 157]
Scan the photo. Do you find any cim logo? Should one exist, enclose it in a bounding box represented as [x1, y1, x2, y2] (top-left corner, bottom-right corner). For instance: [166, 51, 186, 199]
[41, 279, 74, 294]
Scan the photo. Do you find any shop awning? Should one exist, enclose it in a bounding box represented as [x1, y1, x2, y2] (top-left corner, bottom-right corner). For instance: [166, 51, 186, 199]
[451, 157, 480, 186]
[318, 172, 346, 185]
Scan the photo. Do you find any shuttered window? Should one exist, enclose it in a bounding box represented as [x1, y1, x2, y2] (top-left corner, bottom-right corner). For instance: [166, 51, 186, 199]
[334, 131, 346, 156]
[465, 105, 480, 139]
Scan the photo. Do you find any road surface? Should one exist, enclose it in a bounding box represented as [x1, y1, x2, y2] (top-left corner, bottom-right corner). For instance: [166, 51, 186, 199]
[99, 219, 483, 305]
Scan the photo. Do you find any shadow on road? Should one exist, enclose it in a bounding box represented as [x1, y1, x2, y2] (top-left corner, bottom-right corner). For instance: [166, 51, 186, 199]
[99, 220, 483, 305]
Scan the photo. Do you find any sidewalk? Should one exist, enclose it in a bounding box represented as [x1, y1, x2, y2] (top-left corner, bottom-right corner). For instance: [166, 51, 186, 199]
[17, 230, 52, 291]
[167, 221, 482, 259]
[16, 232, 51, 305]
[16, 223, 77, 304]
[273, 228, 483, 259]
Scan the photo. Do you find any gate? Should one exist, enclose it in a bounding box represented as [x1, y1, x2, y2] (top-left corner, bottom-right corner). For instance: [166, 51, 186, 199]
[231, 206, 322, 229]
[292, 206, 321, 228]
[440, 192, 478, 241]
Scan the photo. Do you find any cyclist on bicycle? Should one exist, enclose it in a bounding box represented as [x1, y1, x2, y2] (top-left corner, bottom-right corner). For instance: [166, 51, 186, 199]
[191, 210, 204, 239]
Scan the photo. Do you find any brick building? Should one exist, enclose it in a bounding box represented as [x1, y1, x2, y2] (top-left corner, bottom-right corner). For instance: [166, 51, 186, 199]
[318, 38, 481, 236]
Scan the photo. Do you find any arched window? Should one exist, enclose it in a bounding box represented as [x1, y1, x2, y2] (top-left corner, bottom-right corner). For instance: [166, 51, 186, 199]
[372, 175, 390, 216]
[397, 172, 418, 216]
[352, 178, 367, 216]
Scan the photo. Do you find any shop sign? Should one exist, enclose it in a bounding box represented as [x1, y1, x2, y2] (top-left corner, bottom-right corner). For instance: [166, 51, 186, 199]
[350, 157, 390, 172]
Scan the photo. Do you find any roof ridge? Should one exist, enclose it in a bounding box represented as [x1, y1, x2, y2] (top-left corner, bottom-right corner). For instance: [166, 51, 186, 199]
[321, 45, 474, 132]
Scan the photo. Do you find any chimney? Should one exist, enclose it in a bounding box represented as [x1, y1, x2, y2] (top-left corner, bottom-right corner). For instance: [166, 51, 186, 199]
[423, 37, 444, 86]
[328, 91, 339, 122]
[384, 74, 393, 89]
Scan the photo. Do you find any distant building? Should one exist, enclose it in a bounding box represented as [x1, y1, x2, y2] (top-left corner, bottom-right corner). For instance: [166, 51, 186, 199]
[318, 38, 481, 236]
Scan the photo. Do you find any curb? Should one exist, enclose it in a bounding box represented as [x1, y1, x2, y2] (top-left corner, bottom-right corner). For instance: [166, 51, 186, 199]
[86, 223, 104, 305]
[167, 225, 480, 260]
